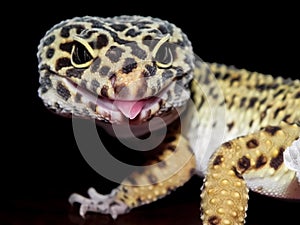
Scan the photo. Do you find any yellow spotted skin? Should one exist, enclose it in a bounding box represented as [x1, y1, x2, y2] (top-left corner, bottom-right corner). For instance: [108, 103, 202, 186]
[201, 123, 300, 225]
[116, 121, 196, 208]
[37, 16, 300, 224]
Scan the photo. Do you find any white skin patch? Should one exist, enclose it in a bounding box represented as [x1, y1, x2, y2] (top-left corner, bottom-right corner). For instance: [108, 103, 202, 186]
[284, 138, 300, 183]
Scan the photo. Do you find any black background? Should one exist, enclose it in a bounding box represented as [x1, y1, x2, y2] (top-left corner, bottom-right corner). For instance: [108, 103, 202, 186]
[3, 2, 299, 225]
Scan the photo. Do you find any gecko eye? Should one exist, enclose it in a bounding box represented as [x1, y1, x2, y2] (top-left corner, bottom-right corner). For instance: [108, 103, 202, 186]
[152, 34, 173, 68]
[71, 38, 94, 68]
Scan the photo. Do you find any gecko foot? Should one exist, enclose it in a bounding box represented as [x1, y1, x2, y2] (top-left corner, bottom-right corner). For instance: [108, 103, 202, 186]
[69, 187, 129, 219]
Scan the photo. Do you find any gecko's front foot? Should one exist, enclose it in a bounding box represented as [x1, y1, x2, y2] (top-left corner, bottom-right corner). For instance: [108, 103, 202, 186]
[69, 188, 129, 219]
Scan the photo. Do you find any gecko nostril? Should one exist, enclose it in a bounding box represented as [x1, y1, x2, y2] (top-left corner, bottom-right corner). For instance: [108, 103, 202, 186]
[122, 58, 137, 74]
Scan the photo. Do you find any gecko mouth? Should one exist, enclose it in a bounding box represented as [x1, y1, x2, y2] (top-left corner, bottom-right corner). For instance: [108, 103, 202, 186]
[63, 78, 172, 124]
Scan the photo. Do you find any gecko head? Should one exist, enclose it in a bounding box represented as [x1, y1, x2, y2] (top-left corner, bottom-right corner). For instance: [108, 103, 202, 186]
[37, 16, 195, 134]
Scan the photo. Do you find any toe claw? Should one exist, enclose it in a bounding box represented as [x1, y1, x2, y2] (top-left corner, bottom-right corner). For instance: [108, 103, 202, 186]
[69, 188, 129, 219]
[69, 193, 86, 205]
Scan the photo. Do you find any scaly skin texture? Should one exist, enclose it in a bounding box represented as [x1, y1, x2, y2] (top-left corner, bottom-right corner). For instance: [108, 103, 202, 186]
[201, 122, 300, 225]
[37, 16, 300, 224]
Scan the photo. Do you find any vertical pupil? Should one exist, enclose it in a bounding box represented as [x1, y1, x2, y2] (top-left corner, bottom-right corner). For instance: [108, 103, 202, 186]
[73, 42, 92, 64]
[155, 43, 171, 64]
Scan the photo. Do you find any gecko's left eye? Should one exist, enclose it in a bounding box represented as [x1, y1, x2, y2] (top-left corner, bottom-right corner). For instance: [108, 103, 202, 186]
[152, 34, 173, 68]
[71, 37, 94, 68]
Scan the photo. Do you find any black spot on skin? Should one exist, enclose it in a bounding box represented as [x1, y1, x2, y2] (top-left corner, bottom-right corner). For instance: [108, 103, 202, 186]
[100, 28, 129, 44]
[122, 186, 128, 193]
[227, 122, 234, 131]
[101, 85, 109, 97]
[43, 35, 55, 46]
[197, 95, 205, 111]
[230, 75, 241, 86]
[162, 70, 174, 81]
[238, 156, 251, 173]
[110, 24, 128, 31]
[223, 73, 230, 80]
[144, 64, 157, 77]
[39, 72, 52, 93]
[248, 97, 258, 109]
[274, 89, 285, 98]
[212, 93, 219, 99]
[239, 97, 247, 108]
[99, 66, 110, 76]
[270, 147, 284, 170]
[88, 19, 104, 28]
[282, 114, 291, 122]
[167, 144, 176, 152]
[147, 174, 158, 184]
[60, 24, 85, 38]
[91, 57, 101, 73]
[249, 119, 254, 127]
[114, 84, 129, 97]
[59, 42, 74, 53]
[38, 64, 51, 71]
[255, 83, 280, 91]
[66, 68, 85, 78]
[260, 112, 267, 124]
[126, 42, 147, 59]
[56, 57, 71, 71]
[212, 155, 223, 166]
[232, 166, 243, 179]
[273, 106, 286, 119]
[91, 79, 100, 93]
[46, 48, 55, 58]
[265, 126, 281, 136]
[158, 25, 169, 34]
[260, 97, 267, 105]
[122, 58, 137, 74]
[208, 86, 216, 96]
[54, 102, 61, 109]
[125, 28, 141, 37]
[142, 35, 153, 46]
[105, 46, 125, 62]
[255, 155, 267, 168]
[174, 67, 184, 78]
[228, 94, 236, 109]
[214, 72, 221, 79]
[95, 34, 108, 49]
[222, 141, 232, 149]
[208, 215, 221, 225]
[57, 83, 71, 100]
[246, 139, 259, 148]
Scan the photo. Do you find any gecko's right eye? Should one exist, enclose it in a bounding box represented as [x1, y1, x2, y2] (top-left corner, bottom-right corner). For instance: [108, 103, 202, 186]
[71, 38, 94, 68]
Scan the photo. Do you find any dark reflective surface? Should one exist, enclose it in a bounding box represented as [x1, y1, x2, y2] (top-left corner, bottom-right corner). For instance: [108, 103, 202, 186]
[3, 175, 299, 225]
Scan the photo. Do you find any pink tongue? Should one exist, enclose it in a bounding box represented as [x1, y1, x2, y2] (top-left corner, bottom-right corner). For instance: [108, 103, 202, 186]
[113, 100, 147, 119]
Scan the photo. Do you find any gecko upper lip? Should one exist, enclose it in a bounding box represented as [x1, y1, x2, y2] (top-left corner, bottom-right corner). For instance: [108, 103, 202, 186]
[63, 77, 170, 122]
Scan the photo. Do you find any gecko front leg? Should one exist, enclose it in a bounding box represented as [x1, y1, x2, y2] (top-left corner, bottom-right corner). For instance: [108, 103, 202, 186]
[200, 122, 300, 225]
[69, 122, 196, 219]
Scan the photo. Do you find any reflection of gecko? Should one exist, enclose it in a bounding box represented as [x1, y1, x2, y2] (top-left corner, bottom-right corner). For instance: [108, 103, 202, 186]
[37, 15, 300, 224]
